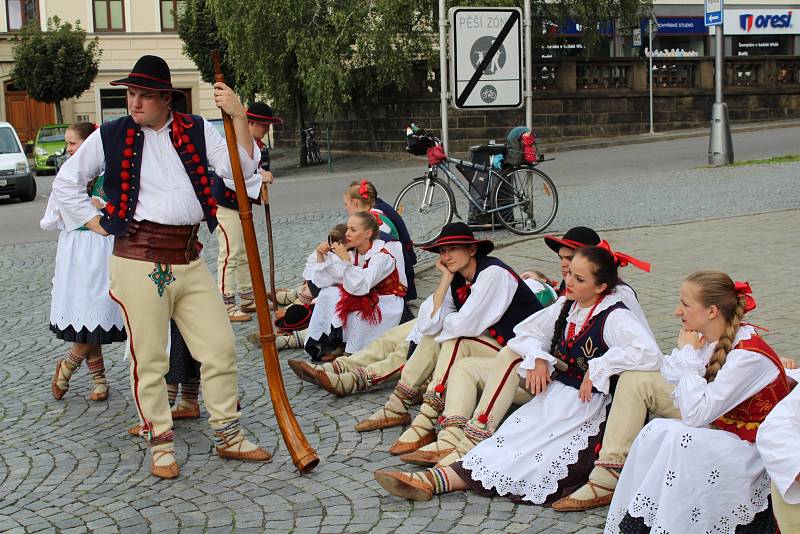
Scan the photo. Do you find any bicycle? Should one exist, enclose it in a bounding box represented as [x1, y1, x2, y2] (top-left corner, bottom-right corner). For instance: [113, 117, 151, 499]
[299, 125, 323, 167]
[394, 125, 558, 246]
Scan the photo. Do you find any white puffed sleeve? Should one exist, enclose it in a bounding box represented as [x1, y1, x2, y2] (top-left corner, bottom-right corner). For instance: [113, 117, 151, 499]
[307, 252, 348, 288]
[513, 297, 569, 377]
[673, 349, 779, 427]
[342, 251, 395, 296]
[586, 308, 662, 394]
[435, 266, 517, 343]
[416, 292, 456, 336]
[52, 129, 106, 230]
[757, 385, 800, 504]
[660, 344, 709, 384]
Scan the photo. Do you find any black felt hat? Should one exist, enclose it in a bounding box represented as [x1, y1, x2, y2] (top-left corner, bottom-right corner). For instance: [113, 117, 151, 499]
[110, 55, 186, 97]
[421, 222, 494, 256]
[246, 102, 283, 125]
[543, 226, 601, 254]
[274, 304, 313, 332]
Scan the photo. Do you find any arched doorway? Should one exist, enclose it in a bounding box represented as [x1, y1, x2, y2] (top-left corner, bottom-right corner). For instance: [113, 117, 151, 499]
[4, 82, 55, 142]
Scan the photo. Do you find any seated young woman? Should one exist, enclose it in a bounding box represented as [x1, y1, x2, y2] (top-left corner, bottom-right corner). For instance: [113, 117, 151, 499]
[605, 272, 791, 534]
[374, 245, 661, 502]
[303, 211, 407, 361]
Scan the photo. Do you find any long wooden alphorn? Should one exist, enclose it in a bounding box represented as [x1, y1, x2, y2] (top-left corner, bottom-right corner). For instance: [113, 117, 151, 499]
[211, 50, 319, 473]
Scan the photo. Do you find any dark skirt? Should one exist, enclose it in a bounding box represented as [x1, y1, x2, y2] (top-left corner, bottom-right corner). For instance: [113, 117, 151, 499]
[304, 326, 344, 362]
[49, 323, 127, 345]
[450, 419, 606, 506]
[164, 320, 200, 384]
[617, 499, 777, 534]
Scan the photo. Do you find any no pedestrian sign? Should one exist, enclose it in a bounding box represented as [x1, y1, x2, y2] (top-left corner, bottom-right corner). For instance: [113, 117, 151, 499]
[449, 7, 523, 109]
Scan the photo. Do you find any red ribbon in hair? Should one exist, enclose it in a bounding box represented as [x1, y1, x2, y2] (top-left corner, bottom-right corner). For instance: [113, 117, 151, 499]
[596, 240, 651, 272]
[734, 281, 757, 314]
[359, 180, 370, 200]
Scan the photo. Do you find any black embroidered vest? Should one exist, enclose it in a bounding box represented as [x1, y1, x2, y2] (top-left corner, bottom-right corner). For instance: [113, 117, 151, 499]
[99, 113, 217, 236]
[450, 256, 543, 346]
[552, 301, 627, 391]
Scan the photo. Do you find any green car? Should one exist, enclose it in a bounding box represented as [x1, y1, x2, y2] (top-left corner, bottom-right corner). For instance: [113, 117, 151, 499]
[32, 124, 69, 172]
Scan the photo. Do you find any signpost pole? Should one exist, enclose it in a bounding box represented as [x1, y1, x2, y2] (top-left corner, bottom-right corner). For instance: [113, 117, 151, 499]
[648, 17, 654, 135]
[524, 0, 533, 130]
[707, 0, 733, 165]
[439, 0, 449, 154]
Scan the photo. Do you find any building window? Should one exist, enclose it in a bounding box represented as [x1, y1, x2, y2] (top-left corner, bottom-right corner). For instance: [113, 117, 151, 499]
[161, 0, 187, 31]
[6, 0, 39, 31]
[93, 0, 125, 32]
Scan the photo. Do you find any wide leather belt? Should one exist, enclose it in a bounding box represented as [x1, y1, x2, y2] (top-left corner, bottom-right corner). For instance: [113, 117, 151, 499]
[113, 220, 200, 265]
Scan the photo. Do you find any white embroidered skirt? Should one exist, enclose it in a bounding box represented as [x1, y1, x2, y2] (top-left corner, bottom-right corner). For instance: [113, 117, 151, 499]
[49, 229, 125, 343]
[306, 286, 403, 355]
[461, 380, 610, 504]
[605, 418, 770, 534]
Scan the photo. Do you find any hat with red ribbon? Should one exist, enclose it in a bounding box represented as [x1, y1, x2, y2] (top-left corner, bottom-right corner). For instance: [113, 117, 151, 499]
[596, 240, 651, 272]
[110, 55, 187, 98]
[246, 102, 283, 125]
[734, 281, 757, 314]
[421, 222, 494, 256]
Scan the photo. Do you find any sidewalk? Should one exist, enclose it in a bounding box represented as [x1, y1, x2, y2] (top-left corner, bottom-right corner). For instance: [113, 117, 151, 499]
[0, 210, 796, 533]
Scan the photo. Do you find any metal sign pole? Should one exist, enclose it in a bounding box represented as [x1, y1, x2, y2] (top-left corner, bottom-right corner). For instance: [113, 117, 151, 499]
[648, 18, 654, 134]
[524, 0, 533, 130]
[439, 0, 449, 154]
[707, 1, 733, 165]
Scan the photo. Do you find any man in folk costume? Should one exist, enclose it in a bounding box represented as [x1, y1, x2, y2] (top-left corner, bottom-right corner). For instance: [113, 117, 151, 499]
[399, 235, 653, 467]
[212, 102, 282, 322]
[356, 222, 544, 456]
[53, 55, 271, 479]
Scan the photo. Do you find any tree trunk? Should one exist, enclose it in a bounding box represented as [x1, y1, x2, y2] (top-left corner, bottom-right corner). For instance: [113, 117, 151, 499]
[55, 101, 63, 124]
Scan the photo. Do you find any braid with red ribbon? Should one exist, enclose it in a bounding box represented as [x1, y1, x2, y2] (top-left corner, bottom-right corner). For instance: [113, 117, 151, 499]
[733, 281, 757, 314]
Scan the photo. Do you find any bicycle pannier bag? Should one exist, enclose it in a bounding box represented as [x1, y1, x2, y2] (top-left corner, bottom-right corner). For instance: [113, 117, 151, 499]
[506, 126, 539, 166]
[406, 133, 435, 156]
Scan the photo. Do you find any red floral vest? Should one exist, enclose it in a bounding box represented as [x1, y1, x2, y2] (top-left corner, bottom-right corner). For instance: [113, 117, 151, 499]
[712, 335, 792, 442]
[335, 248, 406, 327]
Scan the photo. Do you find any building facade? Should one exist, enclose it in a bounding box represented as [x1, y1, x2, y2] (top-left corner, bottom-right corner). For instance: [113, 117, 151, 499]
[0, 0, 218, 141]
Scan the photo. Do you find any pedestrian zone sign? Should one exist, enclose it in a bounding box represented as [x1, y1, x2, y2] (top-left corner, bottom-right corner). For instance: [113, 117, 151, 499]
[449, 7, 523, 109]
[705, 0, 723, 26]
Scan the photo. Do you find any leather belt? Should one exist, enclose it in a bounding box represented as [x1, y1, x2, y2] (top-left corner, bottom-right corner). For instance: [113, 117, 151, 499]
[113, 220, 200, 265]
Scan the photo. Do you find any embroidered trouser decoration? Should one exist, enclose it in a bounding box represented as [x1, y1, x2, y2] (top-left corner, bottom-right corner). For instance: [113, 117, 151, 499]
[148, 263, 175, 297]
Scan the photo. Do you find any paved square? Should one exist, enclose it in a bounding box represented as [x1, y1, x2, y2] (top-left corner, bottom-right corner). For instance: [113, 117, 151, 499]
[0, 209, 797, 533]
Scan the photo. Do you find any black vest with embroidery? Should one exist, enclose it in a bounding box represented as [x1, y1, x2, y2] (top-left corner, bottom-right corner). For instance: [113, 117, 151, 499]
[552, 301, 627, 391]
[211, 139, 269, 211]
[450, 256, 543, 346]
[99, 113, 217, 236]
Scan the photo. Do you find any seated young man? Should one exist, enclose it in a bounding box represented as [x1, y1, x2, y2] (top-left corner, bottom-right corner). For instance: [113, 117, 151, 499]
[355, 222, 545, 456]
[399, 227, 653, 467]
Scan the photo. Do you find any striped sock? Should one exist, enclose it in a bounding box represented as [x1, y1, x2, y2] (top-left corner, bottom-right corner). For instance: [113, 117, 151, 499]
[85, 355, 108, 394]
[427, 466, 452, 494]
[212, 420, 241, 448]
[166, 383, 179, 407]
[178, 379, 200, 410]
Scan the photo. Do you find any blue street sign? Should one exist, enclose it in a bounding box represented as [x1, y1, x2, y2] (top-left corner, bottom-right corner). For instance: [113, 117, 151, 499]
[705, 0, 723, 26]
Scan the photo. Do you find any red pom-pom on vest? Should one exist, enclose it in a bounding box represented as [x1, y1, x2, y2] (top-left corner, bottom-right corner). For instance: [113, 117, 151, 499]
[121, 160, 131, 170]
[121, 182, 130, 191]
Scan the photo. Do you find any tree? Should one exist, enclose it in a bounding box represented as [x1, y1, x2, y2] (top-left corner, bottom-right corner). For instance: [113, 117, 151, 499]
[11, 17, 101, 124]
[202, 0, 650, 122]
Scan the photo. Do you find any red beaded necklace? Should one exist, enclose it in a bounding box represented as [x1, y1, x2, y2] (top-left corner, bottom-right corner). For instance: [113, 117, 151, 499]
[565, 295, 605, 348]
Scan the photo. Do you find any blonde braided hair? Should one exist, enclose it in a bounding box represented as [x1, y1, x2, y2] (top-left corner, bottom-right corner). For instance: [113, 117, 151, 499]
[685, 271, 748, 383]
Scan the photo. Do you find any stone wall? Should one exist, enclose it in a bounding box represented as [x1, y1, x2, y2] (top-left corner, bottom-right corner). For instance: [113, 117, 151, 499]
[274, 56, 800, 154]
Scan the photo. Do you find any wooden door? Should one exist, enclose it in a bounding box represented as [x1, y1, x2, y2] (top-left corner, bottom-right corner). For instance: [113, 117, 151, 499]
[4, 84, 55, 142]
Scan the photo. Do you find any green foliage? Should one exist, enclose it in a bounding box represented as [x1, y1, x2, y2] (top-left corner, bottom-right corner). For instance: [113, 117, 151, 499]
[197, 0, 650, 120]
[11, 16, 101, 122]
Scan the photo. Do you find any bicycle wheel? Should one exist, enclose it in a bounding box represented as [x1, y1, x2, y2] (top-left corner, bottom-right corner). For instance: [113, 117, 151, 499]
[310, 143, 323, 164]
[492, 166, 558, 235]
[394, 177, 455, 246]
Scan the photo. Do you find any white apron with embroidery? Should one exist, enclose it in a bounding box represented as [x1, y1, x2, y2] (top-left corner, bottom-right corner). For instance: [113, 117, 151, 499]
[462, 381, 610, 504]
[604, 418, 770, 533]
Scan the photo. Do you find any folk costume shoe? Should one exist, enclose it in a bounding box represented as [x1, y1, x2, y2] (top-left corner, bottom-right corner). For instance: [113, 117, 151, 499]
[287, 359, 321, 385]
[86, 355, 109, 401]
[172, 380, 200, 419]
[213, 422, 272, 462]
[239, 292, 257, 313]
[51, 350, 83, 400]
[389, 400, 439, 455]
[150, 442, 179, 480]
[355, 384, 417, 432]
[226, 302, 252, 322]
[401, 420, 464, 466]
[552, 466, 620, 511]
[315, 367, 369, 397]
[374, 466, 455, 501]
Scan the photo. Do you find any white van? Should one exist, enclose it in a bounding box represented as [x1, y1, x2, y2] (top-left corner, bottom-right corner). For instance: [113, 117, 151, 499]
[0, 121, 36, 202]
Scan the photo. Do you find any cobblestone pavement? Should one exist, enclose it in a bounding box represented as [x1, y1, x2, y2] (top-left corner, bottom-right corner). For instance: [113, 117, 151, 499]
[1, 205, 799, 533]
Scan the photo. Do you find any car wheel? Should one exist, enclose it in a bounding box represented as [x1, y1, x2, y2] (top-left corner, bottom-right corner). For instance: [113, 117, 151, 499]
[18, 177, 37, 202]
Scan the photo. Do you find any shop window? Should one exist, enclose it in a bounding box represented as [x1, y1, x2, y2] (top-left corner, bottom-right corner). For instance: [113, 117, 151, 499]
[732, 35, 792, 57]
[6, 0, 39, 31]
[161, 0, 187, 31]
[93, 0, 125, 32]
